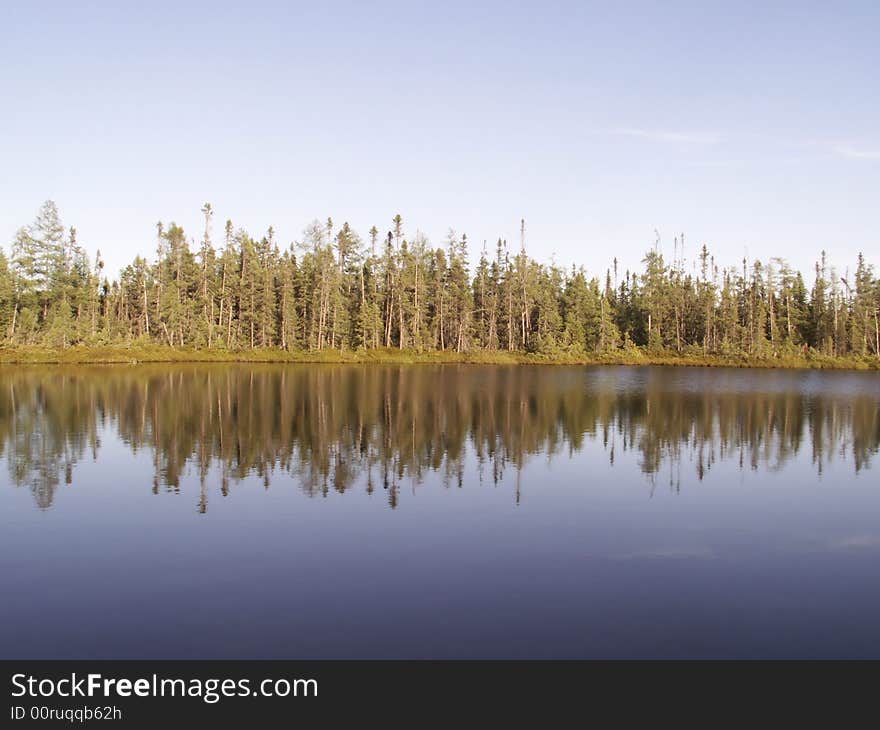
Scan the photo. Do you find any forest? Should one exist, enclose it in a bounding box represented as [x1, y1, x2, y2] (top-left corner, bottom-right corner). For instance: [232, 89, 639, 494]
[1, 200, 878, 363]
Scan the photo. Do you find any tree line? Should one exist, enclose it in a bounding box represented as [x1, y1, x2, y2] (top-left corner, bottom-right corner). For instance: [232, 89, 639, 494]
[2, 200, 879, 358]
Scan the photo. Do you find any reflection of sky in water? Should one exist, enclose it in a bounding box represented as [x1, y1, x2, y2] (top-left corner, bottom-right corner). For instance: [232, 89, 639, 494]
[0, 365, 878, 659]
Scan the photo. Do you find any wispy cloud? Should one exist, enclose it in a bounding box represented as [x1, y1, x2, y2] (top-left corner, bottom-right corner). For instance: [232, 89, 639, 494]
[833, 144, 880, 161]
[612, 128, 721, 144]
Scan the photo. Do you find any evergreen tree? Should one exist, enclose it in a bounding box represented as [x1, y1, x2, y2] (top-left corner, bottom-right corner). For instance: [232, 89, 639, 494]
[3, 200, 878, 361]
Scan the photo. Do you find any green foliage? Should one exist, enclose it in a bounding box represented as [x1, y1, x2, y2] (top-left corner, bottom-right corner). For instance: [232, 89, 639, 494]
[3, 201, 879, 365]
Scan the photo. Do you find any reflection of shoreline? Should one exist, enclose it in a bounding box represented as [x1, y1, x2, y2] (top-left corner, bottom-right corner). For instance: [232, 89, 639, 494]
[1, 366, 877, 511]
[1, 347, 879, 371]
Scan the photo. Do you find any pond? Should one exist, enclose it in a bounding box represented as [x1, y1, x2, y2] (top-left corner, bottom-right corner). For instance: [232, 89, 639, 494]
[1, 364, 878, 658]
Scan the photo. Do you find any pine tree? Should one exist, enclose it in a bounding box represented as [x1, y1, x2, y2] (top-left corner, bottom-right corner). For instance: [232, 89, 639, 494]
[3, 201, 878, 361]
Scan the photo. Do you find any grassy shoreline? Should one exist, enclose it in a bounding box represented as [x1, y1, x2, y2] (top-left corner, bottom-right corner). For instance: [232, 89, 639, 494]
[1, 345, 878, 370]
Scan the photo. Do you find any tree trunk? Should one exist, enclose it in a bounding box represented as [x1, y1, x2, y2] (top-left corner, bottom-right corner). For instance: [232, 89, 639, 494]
[875, 307, 879, 357]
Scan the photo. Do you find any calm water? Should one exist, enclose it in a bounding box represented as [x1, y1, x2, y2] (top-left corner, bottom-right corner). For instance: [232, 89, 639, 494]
[1, 364, 879, 658]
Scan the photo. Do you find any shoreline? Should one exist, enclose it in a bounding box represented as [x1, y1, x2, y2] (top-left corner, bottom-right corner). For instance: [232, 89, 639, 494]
[1, 346, 878, 371]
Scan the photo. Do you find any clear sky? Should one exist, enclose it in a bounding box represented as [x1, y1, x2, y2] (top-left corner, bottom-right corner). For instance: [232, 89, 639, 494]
[2, 0, 878, 280]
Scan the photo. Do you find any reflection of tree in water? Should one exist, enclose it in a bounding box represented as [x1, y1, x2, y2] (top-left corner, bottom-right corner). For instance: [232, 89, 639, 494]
[0, 376, 101, 509]
[1, 365, 877, 511]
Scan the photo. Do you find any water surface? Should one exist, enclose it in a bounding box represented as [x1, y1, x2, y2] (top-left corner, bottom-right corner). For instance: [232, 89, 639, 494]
[1, 364, 878, 658]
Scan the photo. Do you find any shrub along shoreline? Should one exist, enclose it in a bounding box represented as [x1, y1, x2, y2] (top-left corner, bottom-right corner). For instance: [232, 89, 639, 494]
[1, 345, 878, 370]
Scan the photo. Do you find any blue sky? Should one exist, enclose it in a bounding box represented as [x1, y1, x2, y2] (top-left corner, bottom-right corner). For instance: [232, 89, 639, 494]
[2, 0, 878, 279]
